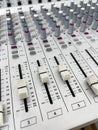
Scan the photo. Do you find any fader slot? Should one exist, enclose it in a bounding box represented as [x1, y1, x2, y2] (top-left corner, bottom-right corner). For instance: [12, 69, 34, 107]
[54, 56, 75, 97]
[85, 49, 98, 66]
[70, 53, 87, 78]
[37, 60, 53, 104]
[44, 83, 53, 104]
[18, 64, 29, 112]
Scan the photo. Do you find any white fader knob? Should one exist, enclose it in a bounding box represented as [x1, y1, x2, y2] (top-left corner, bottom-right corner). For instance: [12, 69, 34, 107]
[38, 66, 49, 83]
[86, 75, 98, 95]
[0, 102, 3, 126]
[58, 64, 70, 81]
[17, 79, 28, 100]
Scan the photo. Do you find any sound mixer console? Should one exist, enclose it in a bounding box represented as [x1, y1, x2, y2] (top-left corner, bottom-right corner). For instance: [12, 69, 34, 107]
[1, 0, 98, 130]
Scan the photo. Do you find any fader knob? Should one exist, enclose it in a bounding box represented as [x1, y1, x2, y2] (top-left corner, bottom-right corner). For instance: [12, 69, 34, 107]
[38, 22, 43, 32]
[88, 0, 92, 5]
[51, 3, 55, 11]
[86, 75, 98, 95]
[69, 9, 74, 19]
[89, 7, 95, 15]
[92, 1, 96, 7]
[65, 16, 69, 29]
[76, 15, 82, 27]
[80, 7, 85, 17]
[92, 18, 98, 30]
[80, 20, 87, 32]
[86, 4, 91, 12]
[58, 64, 70, 81]
[38, 66, 49, 83]
[63, 4, 67, 13]
[61, 3, 64, 10]
[20, 16, 26, 24]
[68, 19, 74, 34]
[58, 11, 63, 19]
[41, 27, 47, 40]
[24, 28, 31, 42]
[18, 8, 23, 16]
[70, 0, 74, 9]
[46, 12, 51, 22]
[94, 4, 98, 19]
[87, 14, 93, 25]
[74, 3, 77, 11]
[54, 25, 60, 37]
[7, 17, 12, 27]
[55, 7, 59, 17]
[17, 79, 28, 99]
[73, 12, 78, 23]
[83, 12, 88, 21]
[66, 4, 70, 15]
[61, 13, 66, 24]
[30, 7, 35, 15]
[83, 2, 87, 9]
[6, 10, 11, 17]
[33, 14, 39, 22]
[35, 18, 42, 27]
[49, 16, 53, 26]
[80, 0, 83, 7]
[76, 5, 81, 14]
[95, 3, 98, 11]
[8, 33, 16, 45]
[51, 19, 56, 31]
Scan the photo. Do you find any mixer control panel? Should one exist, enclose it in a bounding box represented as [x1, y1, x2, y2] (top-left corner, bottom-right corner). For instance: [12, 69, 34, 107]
[1, 0, 98, 130]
